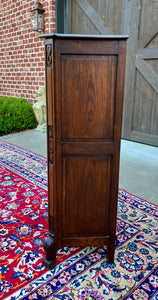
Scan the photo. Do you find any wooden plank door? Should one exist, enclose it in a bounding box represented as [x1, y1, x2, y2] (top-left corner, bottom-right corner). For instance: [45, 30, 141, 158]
[65, 0, 158, 146]
[123, 0, 158, 146]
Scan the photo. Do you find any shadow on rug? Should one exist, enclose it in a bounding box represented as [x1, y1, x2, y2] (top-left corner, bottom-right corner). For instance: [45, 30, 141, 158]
[0, 141, 158, 300]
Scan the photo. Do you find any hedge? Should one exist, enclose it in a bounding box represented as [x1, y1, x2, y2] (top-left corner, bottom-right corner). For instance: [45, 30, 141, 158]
[0, 97, 37, 135]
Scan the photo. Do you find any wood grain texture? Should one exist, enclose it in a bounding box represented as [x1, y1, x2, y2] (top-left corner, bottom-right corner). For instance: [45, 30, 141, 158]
[43, 35, 127, 268]
[61, 54, 117, 140]
[137, 48, 158, 59]
[136, 59, 158, 93]
[61, 142, 114, 155]
[62, 156, 111, 237]
[75, 0, 113, 34]
[123, 0, 158, 145]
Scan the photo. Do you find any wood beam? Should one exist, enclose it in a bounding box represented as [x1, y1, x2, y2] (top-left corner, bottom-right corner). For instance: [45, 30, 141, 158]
[76, 0, 113, 35]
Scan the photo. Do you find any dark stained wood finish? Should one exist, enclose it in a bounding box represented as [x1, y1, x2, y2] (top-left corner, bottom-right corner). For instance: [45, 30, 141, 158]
[62, 55, 117, 140]
[62, 156, 111, 237]
[41, 34, 128, 268]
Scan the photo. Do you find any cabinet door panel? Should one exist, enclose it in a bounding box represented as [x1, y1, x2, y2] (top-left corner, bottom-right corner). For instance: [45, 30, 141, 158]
[61, 55, 117, 141]
[62, 156, 112, 237]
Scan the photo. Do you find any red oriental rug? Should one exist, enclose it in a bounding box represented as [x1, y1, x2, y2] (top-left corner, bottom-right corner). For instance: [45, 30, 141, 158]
[0, 141, 158, 300]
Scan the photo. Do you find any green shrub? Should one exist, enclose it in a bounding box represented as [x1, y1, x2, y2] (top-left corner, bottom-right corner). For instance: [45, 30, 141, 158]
[0, 97, 37, 135]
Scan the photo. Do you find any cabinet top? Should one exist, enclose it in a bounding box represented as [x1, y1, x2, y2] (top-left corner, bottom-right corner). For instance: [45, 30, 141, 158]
[39, 33, 129, 40]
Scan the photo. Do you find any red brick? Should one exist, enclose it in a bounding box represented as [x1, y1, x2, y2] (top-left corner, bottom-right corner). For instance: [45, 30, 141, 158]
[0, 0, 55, 102]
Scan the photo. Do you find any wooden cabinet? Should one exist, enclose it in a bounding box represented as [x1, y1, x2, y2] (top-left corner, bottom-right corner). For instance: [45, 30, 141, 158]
[41, 34, 128, 269]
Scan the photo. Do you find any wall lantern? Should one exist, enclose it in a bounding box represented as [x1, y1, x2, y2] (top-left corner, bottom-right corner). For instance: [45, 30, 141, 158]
[30, 0, 45, 32]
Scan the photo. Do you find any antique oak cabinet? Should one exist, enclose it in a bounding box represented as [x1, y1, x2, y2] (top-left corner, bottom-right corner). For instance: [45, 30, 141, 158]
[41, 34, 128, 269]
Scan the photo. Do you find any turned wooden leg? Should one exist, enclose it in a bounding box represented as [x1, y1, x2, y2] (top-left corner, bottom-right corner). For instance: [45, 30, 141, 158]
[43, 232, 57, 270]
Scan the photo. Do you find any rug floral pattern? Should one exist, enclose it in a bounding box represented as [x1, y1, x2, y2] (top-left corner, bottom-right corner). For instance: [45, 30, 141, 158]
[0, 141, 157, 300]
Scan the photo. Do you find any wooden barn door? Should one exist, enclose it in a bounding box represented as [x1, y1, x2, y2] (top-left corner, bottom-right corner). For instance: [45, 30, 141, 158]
[125, 1, 158, 146]
[65, 0, 158, 146]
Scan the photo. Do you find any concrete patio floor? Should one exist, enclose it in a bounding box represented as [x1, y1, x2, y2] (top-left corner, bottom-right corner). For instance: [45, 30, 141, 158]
[1, 129, 158, 205]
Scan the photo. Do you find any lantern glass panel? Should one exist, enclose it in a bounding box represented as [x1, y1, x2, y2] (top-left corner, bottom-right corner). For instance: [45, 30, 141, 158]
[38, 13, 44, 31]
[31, 11, 38, 31]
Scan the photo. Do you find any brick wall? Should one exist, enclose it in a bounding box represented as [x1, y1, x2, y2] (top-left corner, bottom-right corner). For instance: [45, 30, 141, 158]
[0, 0, 56, 103]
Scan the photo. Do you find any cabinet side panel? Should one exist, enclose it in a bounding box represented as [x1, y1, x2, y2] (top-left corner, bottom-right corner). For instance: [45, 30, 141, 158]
[61, 55, 117, 140]
[62, 156, 112, 237]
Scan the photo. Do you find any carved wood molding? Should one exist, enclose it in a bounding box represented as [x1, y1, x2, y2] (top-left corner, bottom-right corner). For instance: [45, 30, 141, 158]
[46, 44, 52, 69]
[48, 125, 54, 165]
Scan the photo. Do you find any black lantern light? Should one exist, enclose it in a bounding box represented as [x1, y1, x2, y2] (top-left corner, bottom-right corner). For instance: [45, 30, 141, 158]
[30, 0, 45, 32]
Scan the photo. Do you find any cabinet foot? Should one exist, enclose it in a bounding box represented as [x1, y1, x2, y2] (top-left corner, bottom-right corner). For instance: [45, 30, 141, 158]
[43, 233, 57, 270]
[107, 243, 115, 264]
[43, 257, 56, 270]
